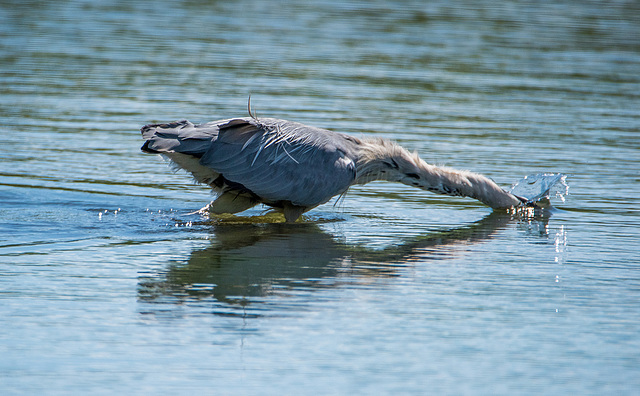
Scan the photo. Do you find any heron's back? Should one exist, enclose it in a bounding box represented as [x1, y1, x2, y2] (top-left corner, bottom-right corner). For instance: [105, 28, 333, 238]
[141, 117, 360, 208]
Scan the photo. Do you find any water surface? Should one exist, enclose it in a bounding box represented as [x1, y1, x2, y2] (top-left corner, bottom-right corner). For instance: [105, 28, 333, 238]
[1, 0, 639, 394]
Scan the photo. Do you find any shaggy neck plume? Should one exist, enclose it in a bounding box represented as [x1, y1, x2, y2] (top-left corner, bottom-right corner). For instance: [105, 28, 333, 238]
[355, 139, 523, 209]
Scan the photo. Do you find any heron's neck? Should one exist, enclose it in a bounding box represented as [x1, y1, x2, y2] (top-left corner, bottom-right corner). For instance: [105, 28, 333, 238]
[355, 140, 523, 209]
[410, 161, 524, 209]
[354, 139, 409, 184]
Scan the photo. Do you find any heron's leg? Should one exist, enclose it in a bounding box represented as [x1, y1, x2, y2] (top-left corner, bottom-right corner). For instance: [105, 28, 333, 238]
[207, 192, 259, 214]
[283, 202, 306, 223]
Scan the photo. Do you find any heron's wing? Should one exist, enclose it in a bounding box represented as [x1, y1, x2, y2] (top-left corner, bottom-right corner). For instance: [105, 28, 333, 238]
[200, 118, 357, 207]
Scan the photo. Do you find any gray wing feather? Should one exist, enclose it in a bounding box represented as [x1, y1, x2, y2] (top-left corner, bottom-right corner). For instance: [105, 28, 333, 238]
[141, 120, 219, 156]
[200, 118, 357, 207]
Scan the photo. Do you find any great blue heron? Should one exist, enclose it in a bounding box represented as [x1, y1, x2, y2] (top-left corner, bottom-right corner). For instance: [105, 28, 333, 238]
[141, 115, 526, 222]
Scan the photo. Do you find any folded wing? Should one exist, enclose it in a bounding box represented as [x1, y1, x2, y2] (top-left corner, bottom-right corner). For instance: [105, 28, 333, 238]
[200, 118, 357, 208]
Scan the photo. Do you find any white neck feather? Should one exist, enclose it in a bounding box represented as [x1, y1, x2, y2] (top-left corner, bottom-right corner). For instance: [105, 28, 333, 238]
[355, 139, 523, 209]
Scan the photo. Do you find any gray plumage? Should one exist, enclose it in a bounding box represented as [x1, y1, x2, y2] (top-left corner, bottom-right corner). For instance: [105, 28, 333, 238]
[141, 116, 525, 222]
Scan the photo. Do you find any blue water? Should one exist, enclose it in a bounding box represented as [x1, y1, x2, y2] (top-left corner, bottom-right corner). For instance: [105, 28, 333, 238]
[1, 0, 639, 394]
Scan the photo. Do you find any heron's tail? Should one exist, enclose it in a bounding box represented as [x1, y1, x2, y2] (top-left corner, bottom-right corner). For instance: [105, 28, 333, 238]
[140, 120, 218, 157]
[141, 120, 223, 186]
[141, 120, 192, 139]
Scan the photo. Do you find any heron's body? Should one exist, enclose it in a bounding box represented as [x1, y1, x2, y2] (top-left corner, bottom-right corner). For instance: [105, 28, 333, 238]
[141, 117, 524, 221]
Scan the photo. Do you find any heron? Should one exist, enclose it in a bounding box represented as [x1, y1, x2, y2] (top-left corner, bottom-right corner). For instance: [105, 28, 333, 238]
[141, 114, 527, 222]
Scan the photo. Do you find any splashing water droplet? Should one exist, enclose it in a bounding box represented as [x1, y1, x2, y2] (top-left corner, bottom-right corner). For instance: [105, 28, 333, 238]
[510, 173, 569, 204]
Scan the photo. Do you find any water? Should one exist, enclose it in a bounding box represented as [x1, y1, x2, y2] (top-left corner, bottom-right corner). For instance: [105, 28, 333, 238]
[1, 0, 639, 394]
[510, 173, 568, 203]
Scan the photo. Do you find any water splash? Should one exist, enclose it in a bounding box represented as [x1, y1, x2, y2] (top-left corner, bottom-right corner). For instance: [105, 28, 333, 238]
[510, 173, 569, 205]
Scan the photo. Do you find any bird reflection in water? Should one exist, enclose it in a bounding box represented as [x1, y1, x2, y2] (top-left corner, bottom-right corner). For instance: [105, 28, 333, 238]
[138, 210, 553, 318]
